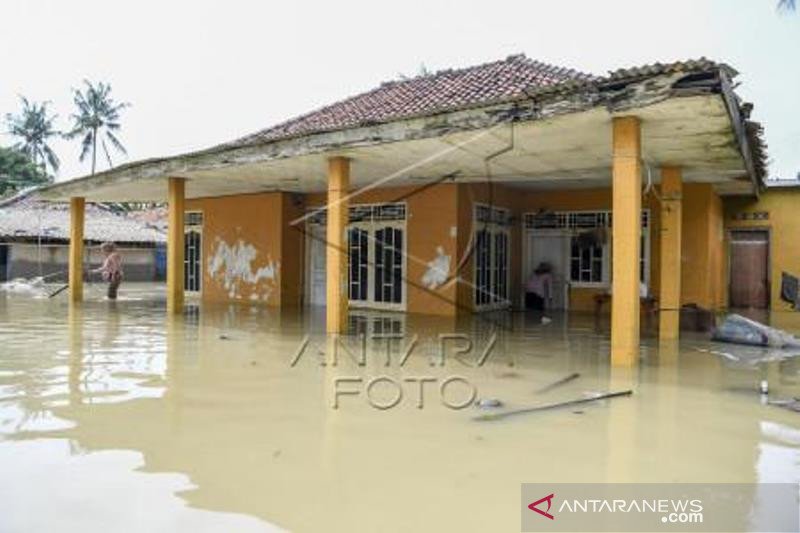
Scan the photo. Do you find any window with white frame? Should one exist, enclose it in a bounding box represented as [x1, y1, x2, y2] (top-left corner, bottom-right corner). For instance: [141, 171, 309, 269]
[310, 203, 407, 310]
[524, 210, 650, 287]
[184, 211, 203, 293]
[570, 238, 604, 283]
[474, 204, 511, 308]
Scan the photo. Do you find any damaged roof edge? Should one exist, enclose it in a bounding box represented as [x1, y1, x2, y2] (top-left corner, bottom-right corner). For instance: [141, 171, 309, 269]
[35, 59, 767, 201]
[717, 69, 764, 196]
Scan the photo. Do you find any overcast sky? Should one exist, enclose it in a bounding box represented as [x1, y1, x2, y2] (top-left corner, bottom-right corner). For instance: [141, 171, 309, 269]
[1, 0, 798, 182]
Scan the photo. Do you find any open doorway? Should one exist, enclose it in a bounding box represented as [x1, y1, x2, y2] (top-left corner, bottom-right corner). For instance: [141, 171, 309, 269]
[524, 230, 570, 310]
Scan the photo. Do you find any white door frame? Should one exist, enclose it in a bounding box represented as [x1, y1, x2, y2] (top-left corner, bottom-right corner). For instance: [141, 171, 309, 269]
[522, 228, 571, 311]
[473, 204, 512, 312]
[348, 219, 407, 312]
[304, 222, 327, 306]
[303, 215, 408, 312]
[184, 210, 203, 295]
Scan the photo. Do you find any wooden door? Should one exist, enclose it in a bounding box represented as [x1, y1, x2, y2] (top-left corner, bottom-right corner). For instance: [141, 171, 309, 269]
[729, 230, 769, 309]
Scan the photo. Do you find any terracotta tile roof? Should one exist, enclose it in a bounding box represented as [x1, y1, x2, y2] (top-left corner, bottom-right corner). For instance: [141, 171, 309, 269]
[0, 189, 165, 244]
[232, 54, 595, 146]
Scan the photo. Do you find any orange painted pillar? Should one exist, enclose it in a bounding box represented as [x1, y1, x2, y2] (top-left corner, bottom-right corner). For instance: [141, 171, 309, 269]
[167, 178, 185, 314]
[68, 197, 85, 303]
[659, 166, 683, 341]
[326, 157, 350, 333]
[611, 117, 642, 366]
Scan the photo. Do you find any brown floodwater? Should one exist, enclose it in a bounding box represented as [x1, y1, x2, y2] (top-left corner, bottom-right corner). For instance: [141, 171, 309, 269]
[1, 283, 799, 532]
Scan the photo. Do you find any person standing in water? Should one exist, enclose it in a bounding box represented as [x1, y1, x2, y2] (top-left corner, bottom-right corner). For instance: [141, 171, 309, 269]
[525, 262, 553, 311]
[92, 242, 123, 299]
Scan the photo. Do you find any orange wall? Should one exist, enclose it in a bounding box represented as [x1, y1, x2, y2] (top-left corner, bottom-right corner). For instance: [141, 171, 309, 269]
[186, 192, 301, 307]
[725, 187, 800, 311]
[307, 183, 460, 316]
[680, 184, 725, 310]
[182, 181, 730, 315]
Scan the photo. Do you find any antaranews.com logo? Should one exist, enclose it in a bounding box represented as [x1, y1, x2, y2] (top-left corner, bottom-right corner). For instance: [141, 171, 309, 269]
[521, 483, 799, 532]
[527, 492, 703, 524]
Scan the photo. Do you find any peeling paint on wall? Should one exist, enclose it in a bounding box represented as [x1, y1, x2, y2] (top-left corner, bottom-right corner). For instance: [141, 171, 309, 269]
[207, 237, 279, 301]
[421, 246, 451, 290]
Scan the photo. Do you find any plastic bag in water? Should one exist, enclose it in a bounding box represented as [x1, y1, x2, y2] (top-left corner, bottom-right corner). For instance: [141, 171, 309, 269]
[712, 313, 800, 348]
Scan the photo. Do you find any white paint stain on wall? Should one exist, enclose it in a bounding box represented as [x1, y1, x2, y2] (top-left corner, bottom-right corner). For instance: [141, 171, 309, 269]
[208, 237, 279, 301]
[421, 246, 451, 290]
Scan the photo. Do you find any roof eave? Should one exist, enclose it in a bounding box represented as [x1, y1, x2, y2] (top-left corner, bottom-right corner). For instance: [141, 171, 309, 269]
[36, 61, 765, 202]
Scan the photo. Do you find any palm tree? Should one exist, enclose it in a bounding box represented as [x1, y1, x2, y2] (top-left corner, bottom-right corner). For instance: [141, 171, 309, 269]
[778, 0, 796, 11]
[5, 97, 60, 176]
[65, 80, 130, 175]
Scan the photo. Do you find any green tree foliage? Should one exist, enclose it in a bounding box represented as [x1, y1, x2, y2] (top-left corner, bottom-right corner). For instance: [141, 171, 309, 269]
[5, 97, 61, 175]
[65, 80, 130, 175]
[0, 146, 51, 197]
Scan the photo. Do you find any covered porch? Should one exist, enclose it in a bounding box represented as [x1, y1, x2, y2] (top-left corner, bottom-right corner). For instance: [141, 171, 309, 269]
[37, 58, 766, 366]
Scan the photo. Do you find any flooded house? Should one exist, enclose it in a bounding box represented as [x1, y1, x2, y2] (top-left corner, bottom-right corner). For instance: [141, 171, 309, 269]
[36, 55, 773, 364]
[0, 189, 166, 282]
[9, 55, 800, 532]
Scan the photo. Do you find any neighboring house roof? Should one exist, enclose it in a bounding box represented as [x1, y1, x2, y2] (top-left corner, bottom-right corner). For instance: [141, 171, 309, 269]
[766, 179, 800, 189]
[126, 206, 168, 232]
[231, 54, 596, 147]
[0, 189, 165, 244]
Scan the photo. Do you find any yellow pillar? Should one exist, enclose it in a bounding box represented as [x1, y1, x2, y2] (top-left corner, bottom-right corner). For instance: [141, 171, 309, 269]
[659, 166, 683, 341]
[326, 157, 350, 333]
[611, 117, 642, 366]
[68, 197, 85, 302]
[167, 178, 185, 314]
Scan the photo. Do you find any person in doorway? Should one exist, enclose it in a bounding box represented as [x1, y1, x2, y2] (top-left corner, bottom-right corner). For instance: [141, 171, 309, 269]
[525, 262, 553, 311]
[92, 242, 123, 299]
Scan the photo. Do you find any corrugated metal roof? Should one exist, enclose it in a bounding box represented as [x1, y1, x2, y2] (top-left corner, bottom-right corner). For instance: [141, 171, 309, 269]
[0, 189, 165, 244]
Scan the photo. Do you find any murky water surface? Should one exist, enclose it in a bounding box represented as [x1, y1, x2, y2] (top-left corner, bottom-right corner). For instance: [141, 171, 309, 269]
[1, 284, 799, 532]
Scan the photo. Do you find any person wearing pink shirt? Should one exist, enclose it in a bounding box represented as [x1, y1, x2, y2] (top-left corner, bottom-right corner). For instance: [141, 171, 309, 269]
[525, 262, 552, 311]
[92, 242, 124, 299]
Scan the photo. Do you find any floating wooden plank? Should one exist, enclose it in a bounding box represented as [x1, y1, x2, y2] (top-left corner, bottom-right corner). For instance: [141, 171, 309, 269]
[473, 390, 633, 422]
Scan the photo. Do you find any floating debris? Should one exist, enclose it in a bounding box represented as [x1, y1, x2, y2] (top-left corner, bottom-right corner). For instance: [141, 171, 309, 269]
[1, 278, 48, 297]
[473, 390, 633, 421]
[48, 284, 69, 298]
[475, 398, 504, 409]
[713, 314, 800, 349]
[535, 372, 580, 394]
[768, 398, 800, 413]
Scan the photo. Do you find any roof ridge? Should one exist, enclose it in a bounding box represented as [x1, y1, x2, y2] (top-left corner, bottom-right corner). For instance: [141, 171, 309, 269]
[229, 54, 594, 148]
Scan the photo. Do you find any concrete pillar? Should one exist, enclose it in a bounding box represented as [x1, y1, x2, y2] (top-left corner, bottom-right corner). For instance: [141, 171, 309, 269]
[611, 117, 642, 366]
[326, 157, 350, 333]
[167, 178, 185, 314]
[658, 166, 683, 341]
[68, 197, 85, 303]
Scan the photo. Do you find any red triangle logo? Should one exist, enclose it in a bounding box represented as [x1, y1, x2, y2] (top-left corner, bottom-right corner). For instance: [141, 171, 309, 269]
[528, 493, 555, 520]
